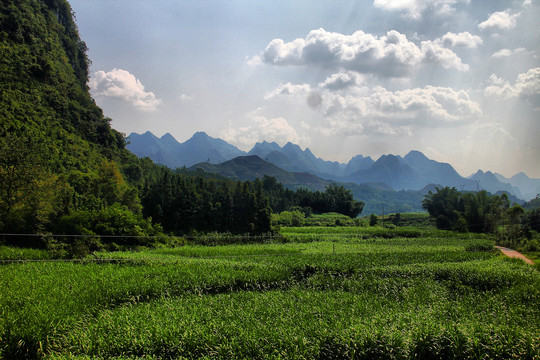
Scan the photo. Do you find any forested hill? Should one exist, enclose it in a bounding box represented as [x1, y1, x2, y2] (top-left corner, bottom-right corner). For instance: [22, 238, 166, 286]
[0, 0, 143, 236]
[0, 0, 125, 152]
[0, 0, 363, 244]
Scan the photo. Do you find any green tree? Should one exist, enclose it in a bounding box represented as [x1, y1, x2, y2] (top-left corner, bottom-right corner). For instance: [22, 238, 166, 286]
[369, 213, 378, 226]
[422, 187, 463, 230]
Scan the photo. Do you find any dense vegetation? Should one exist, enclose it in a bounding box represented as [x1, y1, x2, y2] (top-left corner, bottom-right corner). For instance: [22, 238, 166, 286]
[1, 227, 538, 359]
[423, 187, 540, 252]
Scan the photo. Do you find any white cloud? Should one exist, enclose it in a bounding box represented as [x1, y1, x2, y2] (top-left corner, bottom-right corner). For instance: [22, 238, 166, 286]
[319, 70, 365, 90]
[179, 94, 193, 101]
[246, 55, 263, 67]
[484, 74, 515, 98]
[484, 68, 540, 101]
[258, 28, 468, 77]
[90, 68, 161, 111]
[491, 48, 527, 58]
[515, 68, 540, 99]
[265, 78, 481, 138]
[478, 10, 521, 31]
[439, 32, 483, 48]
[325, 86, 481, 127]
[421, 40, 469, 71]
[373, 0, 467, 19]
[221, 116, 300, 148]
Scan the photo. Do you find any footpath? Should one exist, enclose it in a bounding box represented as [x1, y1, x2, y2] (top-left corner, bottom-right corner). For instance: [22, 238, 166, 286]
[495, 246, 534, 265]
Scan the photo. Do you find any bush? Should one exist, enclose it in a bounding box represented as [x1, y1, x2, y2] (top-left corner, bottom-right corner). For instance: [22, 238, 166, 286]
[54, 203, 163, 247]
[272, 210, 305, 227]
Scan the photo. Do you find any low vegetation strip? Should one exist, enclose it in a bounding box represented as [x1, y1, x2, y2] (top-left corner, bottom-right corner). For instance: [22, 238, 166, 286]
[1, 227, 539, 359]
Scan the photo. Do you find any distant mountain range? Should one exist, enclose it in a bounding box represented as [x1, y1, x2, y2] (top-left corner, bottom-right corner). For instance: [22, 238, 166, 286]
[127, 131, 540, 201]
[127, 131, 244, 168]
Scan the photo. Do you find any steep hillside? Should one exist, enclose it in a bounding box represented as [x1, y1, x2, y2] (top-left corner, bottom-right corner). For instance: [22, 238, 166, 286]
[0, 0, 125, 156]
[0, 0, 148, 235]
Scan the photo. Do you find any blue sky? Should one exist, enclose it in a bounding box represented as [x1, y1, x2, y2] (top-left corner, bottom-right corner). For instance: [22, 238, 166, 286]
[69, 0, 540, 177]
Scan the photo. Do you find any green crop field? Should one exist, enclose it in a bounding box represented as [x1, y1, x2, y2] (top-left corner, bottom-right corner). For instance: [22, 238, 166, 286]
[1, 227, 539, 359]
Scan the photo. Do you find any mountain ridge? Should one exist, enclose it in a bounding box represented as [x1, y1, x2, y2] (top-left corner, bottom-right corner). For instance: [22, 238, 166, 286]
[127, 131, 537, 200]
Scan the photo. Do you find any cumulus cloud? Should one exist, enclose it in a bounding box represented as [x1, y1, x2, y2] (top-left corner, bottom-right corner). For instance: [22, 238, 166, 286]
[221, 116, 300, 148]
[324, 85, 481, 128]
[257, 28, 468, 77]
[420, 40, 469, 71]
[373, 0, 467, 19]
[265, 78, 481, 137]
[484, 68, 540, 101]
[484, 75, 515, 98]
[319, 70, 365, 90]
[439, 32, 483, 48]
[478, 10, 521, 31]
[90, 68, 161, 111]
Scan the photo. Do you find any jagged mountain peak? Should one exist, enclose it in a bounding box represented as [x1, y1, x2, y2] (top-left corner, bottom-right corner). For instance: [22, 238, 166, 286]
[375, 154, 401, 164]
[511, 172, 530, 181]
[161, 132, 175, 139]
[404, 150, 429, 161]
[470, 169, 485, 177]
[349, 154, 372, 161]
[160, 133, 179, 145]
[133, 131, 158, 139]
[283, 142, 303, 151]
[304, 147, 315, 157]
[191, 131, 211, 139]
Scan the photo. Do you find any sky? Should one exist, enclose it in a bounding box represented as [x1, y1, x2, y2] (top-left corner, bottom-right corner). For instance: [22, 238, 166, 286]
[69, 0, 540, 178]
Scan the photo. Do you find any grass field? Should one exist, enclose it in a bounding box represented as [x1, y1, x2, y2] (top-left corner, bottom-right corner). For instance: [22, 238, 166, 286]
[1, 226, 539, 359]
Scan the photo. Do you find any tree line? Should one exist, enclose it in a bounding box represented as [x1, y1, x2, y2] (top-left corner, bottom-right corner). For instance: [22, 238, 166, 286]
[422, 187, 540, 249]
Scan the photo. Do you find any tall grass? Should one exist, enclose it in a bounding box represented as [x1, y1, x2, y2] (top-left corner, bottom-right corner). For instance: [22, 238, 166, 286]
[0, 228, 538, 359]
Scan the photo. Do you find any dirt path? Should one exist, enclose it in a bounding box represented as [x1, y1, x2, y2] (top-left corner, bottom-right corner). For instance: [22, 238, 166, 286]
[494, 246, 534, 265]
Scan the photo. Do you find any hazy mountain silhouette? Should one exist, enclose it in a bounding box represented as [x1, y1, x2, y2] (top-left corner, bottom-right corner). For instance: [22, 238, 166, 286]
[127, 131, 535, 200]
[249, 141, 346, 178]
[494, 172, 540, 200]
[403, 150, 477, 190]
[127, 131, 245, 168]
[345, 154, 421, 190]
[469, 170, 523, 199]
